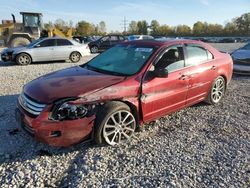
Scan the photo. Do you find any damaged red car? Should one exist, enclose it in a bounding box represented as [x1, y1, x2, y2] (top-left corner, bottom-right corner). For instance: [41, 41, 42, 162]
[16, 40, 233, 147]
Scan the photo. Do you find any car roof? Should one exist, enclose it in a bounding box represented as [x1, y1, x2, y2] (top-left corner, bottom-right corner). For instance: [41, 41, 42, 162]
[122, 39, 205, 47]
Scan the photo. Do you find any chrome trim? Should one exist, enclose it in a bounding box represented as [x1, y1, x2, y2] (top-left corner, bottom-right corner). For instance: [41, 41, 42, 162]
[22, 94, 46, 108]
[18, 93, 46, 116]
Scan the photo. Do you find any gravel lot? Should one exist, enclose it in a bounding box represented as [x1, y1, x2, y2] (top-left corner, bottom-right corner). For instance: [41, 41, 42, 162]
[0, 43, 249, 187]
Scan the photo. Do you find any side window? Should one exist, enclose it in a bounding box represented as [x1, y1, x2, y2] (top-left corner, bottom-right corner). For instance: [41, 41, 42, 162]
[101, 36, 109, 42]
[110, 36, 118, 41]
[57, 39, 72, 46]
[155, 46, 185, 73]
[38, 39, 55, 47]
[185, 45, 211, 66]
[119, 36, 125, 41]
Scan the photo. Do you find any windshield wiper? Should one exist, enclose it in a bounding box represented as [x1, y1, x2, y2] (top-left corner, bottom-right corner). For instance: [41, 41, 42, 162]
[84, 64, 129, 76]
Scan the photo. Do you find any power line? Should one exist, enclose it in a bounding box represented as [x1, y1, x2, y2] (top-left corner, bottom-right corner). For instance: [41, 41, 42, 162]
[120, 17, 129, 33]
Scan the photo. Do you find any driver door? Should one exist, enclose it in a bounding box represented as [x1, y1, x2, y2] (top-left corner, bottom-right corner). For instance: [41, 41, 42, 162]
[31, 39, 56, 62]
[141, 45, 189, 122]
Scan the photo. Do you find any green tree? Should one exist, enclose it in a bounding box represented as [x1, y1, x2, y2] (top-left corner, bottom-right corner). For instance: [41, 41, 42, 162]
[193, 21, 206, 36]
[206, 24, 223, 36]
[137, 20, 148, 35]
[175, 25, 191, 36]
[224, 22, 238, 36]
[128, 21, 138, 34]
[158, 25, 174, 36]
[76, 21, 95, 36]
[150, 20, 160, 36]
[234, 12, 250, 36]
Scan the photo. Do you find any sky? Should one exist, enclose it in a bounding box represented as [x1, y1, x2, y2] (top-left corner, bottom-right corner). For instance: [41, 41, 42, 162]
[0, 0, 249, 32]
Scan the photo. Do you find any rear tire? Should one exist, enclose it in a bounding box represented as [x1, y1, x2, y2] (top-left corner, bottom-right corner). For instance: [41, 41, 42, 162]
[15, 53, 32, 65]
[90, 46, 98, 53]
[205, 76, 225, 105]
[10, 37, 30, 48]
[70, 52, 81, 63]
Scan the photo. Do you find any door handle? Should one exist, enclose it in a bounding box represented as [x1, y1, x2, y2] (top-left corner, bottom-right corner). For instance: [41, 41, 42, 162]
[211, 65, 216, 70]
[49, 48, 54, 50]
[179, 74, 189, 80]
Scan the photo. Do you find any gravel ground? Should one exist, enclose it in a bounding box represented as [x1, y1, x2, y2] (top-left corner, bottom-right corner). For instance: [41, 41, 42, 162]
[0, 43, 249, 187]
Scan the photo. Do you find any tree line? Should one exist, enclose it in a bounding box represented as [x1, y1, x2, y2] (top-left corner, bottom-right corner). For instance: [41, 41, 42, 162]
[44, 12, 250, 37]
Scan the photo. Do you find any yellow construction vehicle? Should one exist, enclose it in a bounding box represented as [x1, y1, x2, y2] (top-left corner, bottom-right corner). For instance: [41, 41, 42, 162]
[0, 12, 73, 47]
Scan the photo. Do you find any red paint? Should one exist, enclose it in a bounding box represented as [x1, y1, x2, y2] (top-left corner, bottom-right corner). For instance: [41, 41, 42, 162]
[17, 40, 233, 147]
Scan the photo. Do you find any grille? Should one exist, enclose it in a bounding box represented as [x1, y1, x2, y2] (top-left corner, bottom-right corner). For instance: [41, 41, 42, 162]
[18, 93, 46, 116]
[234, 59, 250, 66]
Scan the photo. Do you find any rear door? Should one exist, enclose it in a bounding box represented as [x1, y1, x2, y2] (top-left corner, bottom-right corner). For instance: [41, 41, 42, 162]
[110, 36, 119, 47]
[31, 39, 56, 62]
[54, 39, 74, 60]
[141, 45, 189, 122]
[184, 44, 216, 106]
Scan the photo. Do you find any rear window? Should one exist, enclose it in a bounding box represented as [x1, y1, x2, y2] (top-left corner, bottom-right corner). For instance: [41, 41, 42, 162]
[186, 45, 213, 66]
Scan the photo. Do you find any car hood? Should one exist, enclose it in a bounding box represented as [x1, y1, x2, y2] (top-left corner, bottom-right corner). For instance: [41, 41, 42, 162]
[2, 46, 26, 54]
[23, 66, 126, 103]
[232, 49, 250, 60]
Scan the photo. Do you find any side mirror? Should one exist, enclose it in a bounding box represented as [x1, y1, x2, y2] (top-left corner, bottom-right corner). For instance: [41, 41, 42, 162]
[35, 44, 41, 48]
[154, 68, 168, 78]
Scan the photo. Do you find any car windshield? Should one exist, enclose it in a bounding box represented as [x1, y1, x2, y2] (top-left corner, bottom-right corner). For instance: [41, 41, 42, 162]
[84, 45, 155, 76]
[27, 39, 43, 48]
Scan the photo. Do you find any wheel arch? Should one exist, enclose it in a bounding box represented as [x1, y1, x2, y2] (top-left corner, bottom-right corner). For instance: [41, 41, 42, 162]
[101, 99, 140, 128]
[15, 52, 33, 62]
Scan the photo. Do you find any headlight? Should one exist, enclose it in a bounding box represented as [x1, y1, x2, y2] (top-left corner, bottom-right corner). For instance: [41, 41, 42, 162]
[52, 101, 89, 121]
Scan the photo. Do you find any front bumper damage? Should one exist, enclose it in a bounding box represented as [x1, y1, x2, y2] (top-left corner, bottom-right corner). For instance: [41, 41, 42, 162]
[16, 102, 95, 147]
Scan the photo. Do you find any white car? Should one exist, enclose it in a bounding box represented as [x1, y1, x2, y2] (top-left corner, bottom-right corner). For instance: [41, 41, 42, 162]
[1, 37, 90, 65]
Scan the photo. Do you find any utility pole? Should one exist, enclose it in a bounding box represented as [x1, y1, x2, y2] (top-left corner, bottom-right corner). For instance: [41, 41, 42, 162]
[121, 17, 128, 34]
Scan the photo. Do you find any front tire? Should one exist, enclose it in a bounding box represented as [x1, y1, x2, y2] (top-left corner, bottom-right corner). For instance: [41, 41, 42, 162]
[15, 53, 32, 65]
[205, 76, 226, 105]
[94, 102, 136, 146]
[70, 52, 81, 63]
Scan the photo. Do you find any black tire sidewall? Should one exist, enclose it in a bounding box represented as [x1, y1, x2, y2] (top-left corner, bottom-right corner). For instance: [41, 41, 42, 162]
[91, 46, 98, 53]
[70, 52, 81, 63]
[16, 53, 31, 65]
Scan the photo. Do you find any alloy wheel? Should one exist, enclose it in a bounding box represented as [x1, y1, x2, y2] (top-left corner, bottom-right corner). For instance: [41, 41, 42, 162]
[17, 54, 31, 65]
[211, 77, 225, 103]
[103, 110, 136, 146]
[71, 52, 80, 62]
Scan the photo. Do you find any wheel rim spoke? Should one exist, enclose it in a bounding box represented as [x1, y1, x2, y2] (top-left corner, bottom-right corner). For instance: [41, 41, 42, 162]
[103, 110, 136, 145]
[105, 129, 116, 136]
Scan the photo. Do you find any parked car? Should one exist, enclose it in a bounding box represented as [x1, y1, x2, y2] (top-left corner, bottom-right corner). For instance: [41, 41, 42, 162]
[73, 36, 95, 44]
[127, 35, 154, 41]
[88, 35, 125, 53]
[231, 43, 250, 75]
[16, 40, 233, 147]
[1, 37, 90, 65]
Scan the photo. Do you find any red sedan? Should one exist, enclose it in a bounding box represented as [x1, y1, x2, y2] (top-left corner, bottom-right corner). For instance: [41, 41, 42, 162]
[16, 40, 233, 147]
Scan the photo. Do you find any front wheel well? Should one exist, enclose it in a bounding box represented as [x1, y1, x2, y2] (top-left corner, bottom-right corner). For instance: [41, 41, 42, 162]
[15, 52, 32, 62]
[96, 100, 140, 128]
